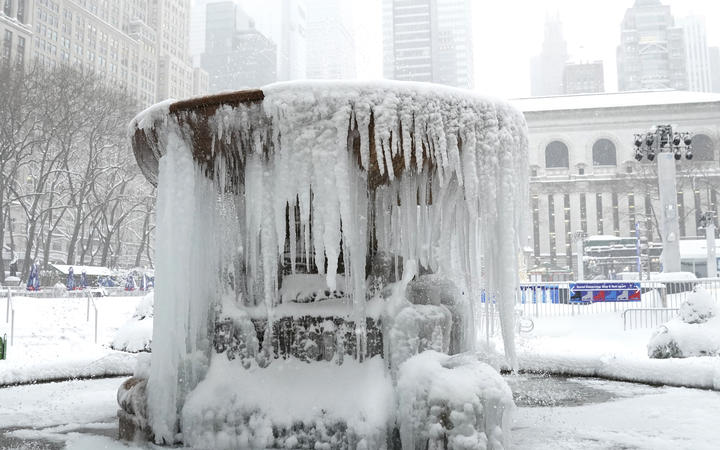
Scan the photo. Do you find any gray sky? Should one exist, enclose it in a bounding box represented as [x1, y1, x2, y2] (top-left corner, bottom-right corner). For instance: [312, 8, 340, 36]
[197, 1, 720, 98]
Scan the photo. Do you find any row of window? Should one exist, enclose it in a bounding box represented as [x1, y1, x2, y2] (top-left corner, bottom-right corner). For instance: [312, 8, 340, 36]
[531, 190, 719, 261]
[544, 134, 715, 169]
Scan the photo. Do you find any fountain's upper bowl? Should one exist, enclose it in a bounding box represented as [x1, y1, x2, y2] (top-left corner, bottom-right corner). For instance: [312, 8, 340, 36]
[129, 80, 527, 190]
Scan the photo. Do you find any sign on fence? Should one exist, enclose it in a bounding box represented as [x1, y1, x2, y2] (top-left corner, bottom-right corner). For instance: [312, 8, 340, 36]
[569, 282, 641, 303]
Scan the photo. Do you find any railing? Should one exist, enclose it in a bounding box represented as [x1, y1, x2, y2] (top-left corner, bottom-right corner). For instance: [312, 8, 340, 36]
[623, 308, 679, 330]
[515, 278, 720, 318]
[86, 290, 99, 344]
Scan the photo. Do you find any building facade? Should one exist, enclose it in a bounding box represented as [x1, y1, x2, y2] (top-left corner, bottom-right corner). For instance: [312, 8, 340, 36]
[382, 0, 473, 89]
[304, 0, 355, 80]
[679, 15, 711, 93]
[512, 90, 720, 279]
[9, 0, 203, 107]
[530, 14, 568, 96]
[1, 0, 34, 67]
[563, 61, 604, 95]
[617, 0, 687, 92]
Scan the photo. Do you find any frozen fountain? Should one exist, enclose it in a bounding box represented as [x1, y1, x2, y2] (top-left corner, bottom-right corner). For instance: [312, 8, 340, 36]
[121, 81, 528, 449]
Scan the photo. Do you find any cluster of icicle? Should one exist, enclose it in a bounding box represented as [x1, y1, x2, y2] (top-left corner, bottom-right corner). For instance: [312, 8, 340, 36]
[134, 81, 529, 444]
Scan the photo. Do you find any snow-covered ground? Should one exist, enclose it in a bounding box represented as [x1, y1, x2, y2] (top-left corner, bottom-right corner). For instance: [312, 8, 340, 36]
[511, 376, 720, 449]
[0, 295, 143, 385]
[506, 310, 720, 389]
[1, 374, 719, 449]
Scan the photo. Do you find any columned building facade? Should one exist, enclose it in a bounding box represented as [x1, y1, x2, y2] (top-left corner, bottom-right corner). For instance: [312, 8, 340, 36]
[512, 90, 720, 279]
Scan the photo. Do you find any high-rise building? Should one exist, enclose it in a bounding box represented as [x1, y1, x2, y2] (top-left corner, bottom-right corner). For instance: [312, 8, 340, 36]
[616, 0, 687, 92]
[305, 0, 355, 80]
[201, 1, 276, 93]
[24, 0, 202, 106]
[709, 46, 720, 93]
[1, 0, 34, 68]
[530, 14, 568, 97]
[148, 0, 195, 100]
[382, 0, 473, 89]
[563, 61, 604, 95]
[679, 16, 712, 93]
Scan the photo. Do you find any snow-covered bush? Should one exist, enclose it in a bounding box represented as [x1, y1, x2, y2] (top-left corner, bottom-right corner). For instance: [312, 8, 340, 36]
[111, 292, 154, 352]
[397, 351, 514, 450]
[648, 289, 720, 358]
[679, 288, 716, 324]
[648, 316, 720, 358]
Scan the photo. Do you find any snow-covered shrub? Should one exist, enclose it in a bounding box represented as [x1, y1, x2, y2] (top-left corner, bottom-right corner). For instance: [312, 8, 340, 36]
[648, 316, 720, 359]
[679, 288, 717, 324]
[111, 292, 154, 352]
[649, 288, 720, 358]
[397, 351, 514, 450]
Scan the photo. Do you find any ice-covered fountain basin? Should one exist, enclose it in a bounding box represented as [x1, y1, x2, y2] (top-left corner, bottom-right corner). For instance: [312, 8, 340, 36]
[130, 80, 528, 193]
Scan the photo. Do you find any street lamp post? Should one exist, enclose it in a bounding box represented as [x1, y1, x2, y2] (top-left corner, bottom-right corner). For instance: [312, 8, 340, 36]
[633, 124, 693, 274]
[571, 231, 586, 280]
[698, 211, 717, 278]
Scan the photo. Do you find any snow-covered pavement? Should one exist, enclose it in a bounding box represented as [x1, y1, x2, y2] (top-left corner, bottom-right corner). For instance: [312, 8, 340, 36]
[0, 295, 142, 385]
[512, 376, 720, 449]
[1, 374, 719, 449]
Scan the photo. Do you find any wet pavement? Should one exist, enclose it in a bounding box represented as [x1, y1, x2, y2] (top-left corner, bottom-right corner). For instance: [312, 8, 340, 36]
[503, 373, 653, 407]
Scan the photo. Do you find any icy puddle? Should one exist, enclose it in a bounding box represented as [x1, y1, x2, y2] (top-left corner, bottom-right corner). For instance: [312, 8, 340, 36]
[505, 373, 660, 407]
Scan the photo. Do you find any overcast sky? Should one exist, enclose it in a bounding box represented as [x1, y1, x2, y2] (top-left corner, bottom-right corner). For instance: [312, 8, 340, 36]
[196, 1, 720, 99]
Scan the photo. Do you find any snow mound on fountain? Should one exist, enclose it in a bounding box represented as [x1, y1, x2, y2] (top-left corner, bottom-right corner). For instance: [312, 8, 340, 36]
[181, 355, 393, 449]
[397, 351, 514, 450]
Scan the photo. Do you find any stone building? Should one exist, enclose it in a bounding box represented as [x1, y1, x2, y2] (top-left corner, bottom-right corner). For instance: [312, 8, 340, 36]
[511, 90, 720, 280]
[1, 0, 33, 67]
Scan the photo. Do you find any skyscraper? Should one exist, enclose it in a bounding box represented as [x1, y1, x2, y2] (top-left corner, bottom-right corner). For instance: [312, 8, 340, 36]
[679, 15, 712, 93]
[709, 46, 720, 93]
[201, 1, 276, 92]
[382, 0, 473, 89]
[616, 0, 687, 92]
[563, 61, 604, 95]
[530, 14, 568, 96]
[305, 0, 355, 80]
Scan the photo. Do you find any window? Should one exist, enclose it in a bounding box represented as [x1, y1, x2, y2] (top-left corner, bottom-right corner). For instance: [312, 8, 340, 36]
[2, 30, 12, 63]
[690, 134, 714, 161]
[17, 0, 26, 22]
[592, 138, 617, 166]
[16, 36, 24, 67]
[612, 193, 620, 236]
[545, 141, 569, 168]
